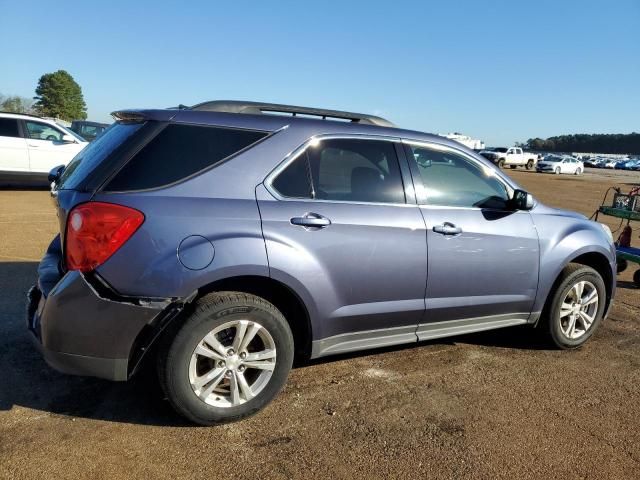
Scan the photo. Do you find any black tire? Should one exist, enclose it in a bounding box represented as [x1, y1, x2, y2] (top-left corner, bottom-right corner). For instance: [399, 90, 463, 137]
[157, 292, 294, 425]
[541, 263, 606, 349]
[634, 269, 640, 287]
[498, 159, 505, 168]
[526, 160, 534, 170]
[617, 258, 628, 273]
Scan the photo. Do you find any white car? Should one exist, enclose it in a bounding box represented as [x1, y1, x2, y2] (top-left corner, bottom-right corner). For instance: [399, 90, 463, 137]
[536, 155, 584, 175]
[479, 146, 538, 169]
[604, 159, 619, 169]
[0, 112, 88, 184]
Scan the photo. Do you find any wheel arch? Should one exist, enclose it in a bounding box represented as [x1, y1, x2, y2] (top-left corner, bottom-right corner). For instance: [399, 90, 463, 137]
[195, 275, 313, 363]
[538, 250, 614, 322]
[567, 251, 614, 313]
[131, 274, 314, 375]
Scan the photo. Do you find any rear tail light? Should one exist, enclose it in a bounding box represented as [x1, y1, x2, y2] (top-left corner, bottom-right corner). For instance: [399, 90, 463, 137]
[65, 202, 144, 272]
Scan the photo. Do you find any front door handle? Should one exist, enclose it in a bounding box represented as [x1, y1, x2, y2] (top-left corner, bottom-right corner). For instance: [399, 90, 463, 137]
[433, 222, 462, 235]
[291, 213, 331, 229]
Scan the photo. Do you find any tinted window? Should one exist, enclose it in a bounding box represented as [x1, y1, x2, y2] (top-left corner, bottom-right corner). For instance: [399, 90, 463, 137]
[408, 144, 509, 209]
[25, 121, 64, 141]
[106, 124, 267, 191]
[271, 152, 313, 198]
[273, 138, 405, 204]
[0, 118, 20, 138]
[59, 122, 143, 190]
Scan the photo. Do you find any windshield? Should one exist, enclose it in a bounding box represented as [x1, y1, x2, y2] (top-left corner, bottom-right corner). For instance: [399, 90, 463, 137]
[58, 122, 144, 190]
[546, 155, 564, 162]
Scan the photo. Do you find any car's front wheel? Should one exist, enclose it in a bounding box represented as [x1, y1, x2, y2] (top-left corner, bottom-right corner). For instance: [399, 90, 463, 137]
[542, 264, 606, 349]
[158, 292, 294, 425]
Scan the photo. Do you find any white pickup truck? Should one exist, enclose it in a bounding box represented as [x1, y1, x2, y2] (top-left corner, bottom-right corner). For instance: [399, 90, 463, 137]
[479, 147, 539, 170]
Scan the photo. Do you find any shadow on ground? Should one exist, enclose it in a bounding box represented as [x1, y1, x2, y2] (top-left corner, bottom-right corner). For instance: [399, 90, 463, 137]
[0, 260, 625, 426]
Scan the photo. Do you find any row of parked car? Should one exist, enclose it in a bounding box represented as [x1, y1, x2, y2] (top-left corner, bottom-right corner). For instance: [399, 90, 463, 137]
[584, 157, 640, 170]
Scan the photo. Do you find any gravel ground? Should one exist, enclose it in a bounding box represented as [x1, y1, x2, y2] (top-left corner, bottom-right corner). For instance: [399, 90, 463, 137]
[1, 168, 639, 479]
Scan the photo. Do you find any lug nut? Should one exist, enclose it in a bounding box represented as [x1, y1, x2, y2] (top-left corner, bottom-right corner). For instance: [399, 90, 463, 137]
[238, 365, 246, 373]
[225, 370, 233, 378]
[226, 349, 235, 356]
[217, 360, 225, 368]
[239, 352, 247, 360]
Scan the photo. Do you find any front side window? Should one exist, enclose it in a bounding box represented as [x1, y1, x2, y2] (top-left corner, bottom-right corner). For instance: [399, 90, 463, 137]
[272, 138, 405, 204]
[25, 121, 64, 141]
[0, 118, 20, 138]
[407, 144, 510, 209]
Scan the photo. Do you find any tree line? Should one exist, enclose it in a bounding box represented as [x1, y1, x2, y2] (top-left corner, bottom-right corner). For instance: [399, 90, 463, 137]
[522, 134, 640, 155]
[1, 70, 87, 121]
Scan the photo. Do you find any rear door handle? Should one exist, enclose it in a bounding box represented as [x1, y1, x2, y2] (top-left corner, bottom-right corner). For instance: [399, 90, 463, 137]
[291, 213, 331, 228]
[433, 222, 462, 235]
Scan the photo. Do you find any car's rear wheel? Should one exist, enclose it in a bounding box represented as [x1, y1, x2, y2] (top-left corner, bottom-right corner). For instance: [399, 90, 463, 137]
[526, 160, 534, 170]
[498, 159, 505, 168]
[158, 292, 294, 425]
[575, 167, 582, 175]
[542, 264, 606, 349]
[555, 167, 561, 174]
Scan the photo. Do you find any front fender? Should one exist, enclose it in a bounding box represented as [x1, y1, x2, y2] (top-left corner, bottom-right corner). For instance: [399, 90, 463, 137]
[533, 213, 616, 313]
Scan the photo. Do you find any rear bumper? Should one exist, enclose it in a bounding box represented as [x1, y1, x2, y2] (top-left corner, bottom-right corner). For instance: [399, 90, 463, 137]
[27, 267, 166, 381]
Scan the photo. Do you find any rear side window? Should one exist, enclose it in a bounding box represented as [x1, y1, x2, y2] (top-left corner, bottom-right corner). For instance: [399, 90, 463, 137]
[271, 152, 313, 198]
[0, 118, 20, 138]
[271, 138, 405, 204]
[106, 124, 268, 191]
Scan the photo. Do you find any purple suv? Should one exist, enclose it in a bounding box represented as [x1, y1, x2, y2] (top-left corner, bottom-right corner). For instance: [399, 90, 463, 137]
[28, 101, 617, 425]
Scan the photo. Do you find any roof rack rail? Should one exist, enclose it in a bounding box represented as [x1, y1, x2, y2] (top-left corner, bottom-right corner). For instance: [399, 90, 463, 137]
[189, 100, 395, 127]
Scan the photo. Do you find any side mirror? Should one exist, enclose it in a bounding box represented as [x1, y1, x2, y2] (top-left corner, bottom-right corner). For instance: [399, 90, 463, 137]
[48, 164, 65, 184]
[511, 189, 534, 210]
[62, 134, 76, 143]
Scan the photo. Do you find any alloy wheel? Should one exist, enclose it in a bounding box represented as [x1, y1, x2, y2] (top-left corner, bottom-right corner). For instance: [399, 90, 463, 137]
[559, 280, 599, 340]
[189, 319, 276, 407]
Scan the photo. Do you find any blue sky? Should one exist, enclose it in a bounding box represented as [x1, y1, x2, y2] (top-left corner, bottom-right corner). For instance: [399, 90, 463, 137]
[1, 0, 638, 145]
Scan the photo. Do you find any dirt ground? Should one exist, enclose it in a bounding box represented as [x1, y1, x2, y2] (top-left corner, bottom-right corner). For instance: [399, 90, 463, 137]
[1, 168, 639, 479]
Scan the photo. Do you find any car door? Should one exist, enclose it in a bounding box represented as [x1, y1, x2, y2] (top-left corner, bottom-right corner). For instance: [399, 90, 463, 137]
[0, 117, 29, 171]
[257, 136, 428, 355]
[402, 140, 540, 337]
[23, 120, 81, 173]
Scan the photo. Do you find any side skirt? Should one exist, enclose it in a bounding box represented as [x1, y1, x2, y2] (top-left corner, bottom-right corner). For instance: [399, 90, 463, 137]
[310, 314, 532, 359]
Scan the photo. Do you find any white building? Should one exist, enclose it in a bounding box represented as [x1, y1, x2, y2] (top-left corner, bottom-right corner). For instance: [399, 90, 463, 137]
[439, 132, 485, 150]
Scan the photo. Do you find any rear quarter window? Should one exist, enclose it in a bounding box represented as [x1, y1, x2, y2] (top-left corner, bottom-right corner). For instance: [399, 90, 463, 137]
[58, 122, 143, 190]
[105, 124, 268, 191]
